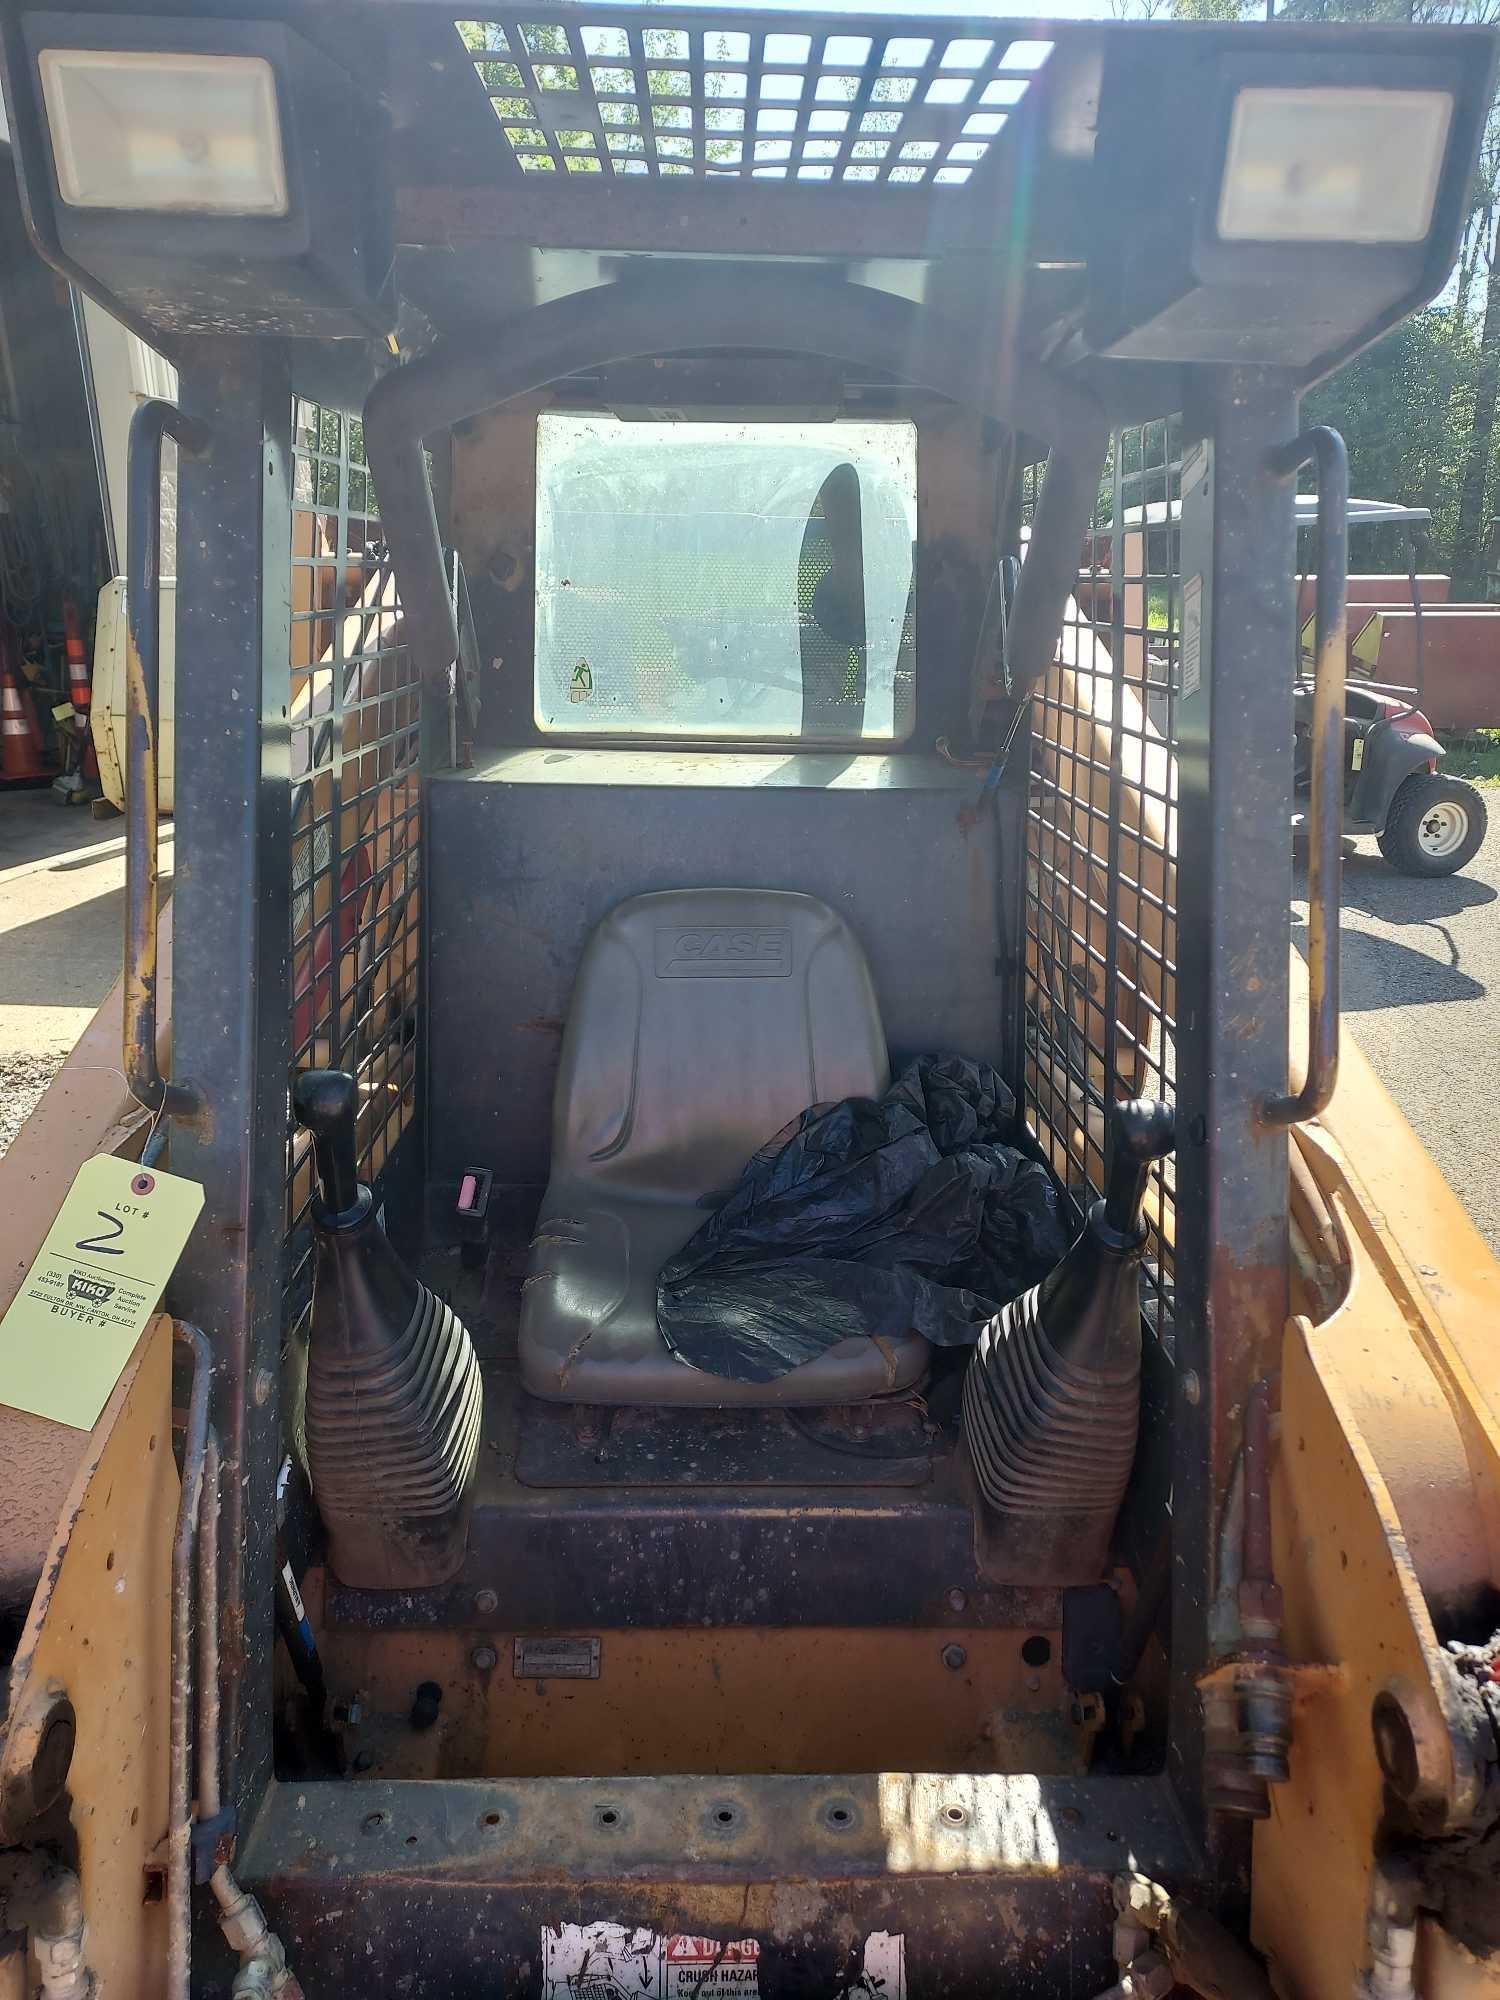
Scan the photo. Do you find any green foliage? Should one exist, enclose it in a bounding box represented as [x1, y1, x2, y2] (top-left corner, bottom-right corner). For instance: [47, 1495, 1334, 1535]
[1272, 0, 1500, 583]
[1170, 0, 1253, 18]
[1303, 309, 1478, 562]
[1439, 728, 1500, 782]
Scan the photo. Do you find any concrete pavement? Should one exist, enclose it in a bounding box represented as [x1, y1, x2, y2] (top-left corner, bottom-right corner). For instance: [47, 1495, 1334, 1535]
[1294, 801, 1499, 1252]
[0, 791, 172, 1150]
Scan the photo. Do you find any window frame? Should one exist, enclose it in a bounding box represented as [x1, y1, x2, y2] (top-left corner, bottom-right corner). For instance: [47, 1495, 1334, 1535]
[529, 408, 921, 749]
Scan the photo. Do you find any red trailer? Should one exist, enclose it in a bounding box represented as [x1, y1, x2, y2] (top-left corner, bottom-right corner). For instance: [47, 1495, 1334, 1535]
[1295, 500, 1500, 729]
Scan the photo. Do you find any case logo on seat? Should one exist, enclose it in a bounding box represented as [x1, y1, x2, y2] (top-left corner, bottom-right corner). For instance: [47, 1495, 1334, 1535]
[655, 926, 792, 978]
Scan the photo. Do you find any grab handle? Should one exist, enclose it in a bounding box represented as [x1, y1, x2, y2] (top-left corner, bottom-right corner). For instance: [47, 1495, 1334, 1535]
[1264, 425, 1347, 1128]
[125, 399, 210, 1119]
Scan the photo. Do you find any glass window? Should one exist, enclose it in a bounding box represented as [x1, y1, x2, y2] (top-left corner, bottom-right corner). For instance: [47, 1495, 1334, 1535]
[534, 414, 917, 740]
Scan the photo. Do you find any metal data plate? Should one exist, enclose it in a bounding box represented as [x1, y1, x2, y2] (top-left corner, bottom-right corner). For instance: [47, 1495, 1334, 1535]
[513, 1636, 601, 1680]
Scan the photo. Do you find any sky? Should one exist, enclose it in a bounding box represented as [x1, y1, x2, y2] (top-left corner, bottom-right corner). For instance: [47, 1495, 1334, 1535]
[609, 0, 1124, 14]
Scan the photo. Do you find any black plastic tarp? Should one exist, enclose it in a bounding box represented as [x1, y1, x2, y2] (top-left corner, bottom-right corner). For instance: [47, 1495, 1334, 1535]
[657, 1054, 1070, 1383]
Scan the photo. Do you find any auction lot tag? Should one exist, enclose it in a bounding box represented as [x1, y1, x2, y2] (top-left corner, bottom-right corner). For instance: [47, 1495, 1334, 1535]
[0, 1156, 203, 1430]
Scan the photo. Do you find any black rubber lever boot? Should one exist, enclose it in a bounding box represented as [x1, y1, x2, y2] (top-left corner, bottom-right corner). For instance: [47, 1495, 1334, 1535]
[962, 1098, 1176, 1585]
[292, 1069, 484, 1590]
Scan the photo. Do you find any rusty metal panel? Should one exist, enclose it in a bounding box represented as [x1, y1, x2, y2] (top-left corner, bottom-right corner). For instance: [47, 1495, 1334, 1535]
[1, 1318, 176, 1991]
[242, 1770, 1197, 1994]
[286, 399, 422, 1334]
[1168, 375, 1299, 1877]
[165, 342, 296, 1824]
[308, 1622, 1090, 1781]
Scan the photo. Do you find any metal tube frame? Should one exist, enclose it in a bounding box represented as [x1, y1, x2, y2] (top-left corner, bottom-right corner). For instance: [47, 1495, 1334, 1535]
[1170, 368, 1301, 1879]
[1264, 424, 1347, 1129]
[125, 397, 209, 1121]
[149, 333, 1312, 1954]
[364, 266, 1108, 704]
[164, 344, 295, 1834]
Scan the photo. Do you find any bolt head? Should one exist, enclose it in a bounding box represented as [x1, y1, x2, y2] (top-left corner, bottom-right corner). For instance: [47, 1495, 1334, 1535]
[1181, 1369, 1202, 1406]
[941, 1643, 967, 1672]
[471, 1644, 499, 1673]
[946, 1587, 968, 1614]
[474, 1587, 498, 1616]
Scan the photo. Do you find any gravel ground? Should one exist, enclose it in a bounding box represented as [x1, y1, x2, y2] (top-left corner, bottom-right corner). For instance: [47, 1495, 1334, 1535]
[0, 1049, 61, 1155]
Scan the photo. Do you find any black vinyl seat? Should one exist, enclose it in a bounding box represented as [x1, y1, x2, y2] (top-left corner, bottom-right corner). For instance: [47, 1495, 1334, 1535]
[518, 887, 931, 1405]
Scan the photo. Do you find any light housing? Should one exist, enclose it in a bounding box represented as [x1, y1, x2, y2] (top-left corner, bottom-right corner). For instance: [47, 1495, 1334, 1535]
[1083, 35, 1489, 377]
[11, 13, 391, 339]
[39, 47, 288, 217]
[1217, 85, 1453, 246]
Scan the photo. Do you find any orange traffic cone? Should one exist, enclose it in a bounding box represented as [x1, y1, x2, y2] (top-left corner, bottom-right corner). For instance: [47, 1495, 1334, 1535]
[52, 598, 100, 804]
[1, 629, 52, 784]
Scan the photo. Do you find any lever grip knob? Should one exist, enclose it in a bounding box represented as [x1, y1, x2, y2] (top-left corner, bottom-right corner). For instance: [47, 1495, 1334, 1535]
[293, 1068, 362, 1217]
[1103, 1098, 1176, 1239]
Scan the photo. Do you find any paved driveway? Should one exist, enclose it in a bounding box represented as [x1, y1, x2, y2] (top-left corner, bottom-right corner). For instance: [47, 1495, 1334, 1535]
[0, 792, 172, 1152]
[1294, 802, 1499, 1252]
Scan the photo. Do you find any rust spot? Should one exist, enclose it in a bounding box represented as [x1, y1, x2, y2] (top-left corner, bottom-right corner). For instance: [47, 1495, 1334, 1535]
[219, 1601, 248, 1678]
[516, 1017, 564, 1037]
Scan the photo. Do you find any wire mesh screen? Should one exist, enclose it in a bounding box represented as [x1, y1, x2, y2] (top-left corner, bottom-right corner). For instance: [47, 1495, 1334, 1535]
[454, 13, 1052, 185]
[286, 400, 422, 1328]
[1022, 421, 1180, 1342]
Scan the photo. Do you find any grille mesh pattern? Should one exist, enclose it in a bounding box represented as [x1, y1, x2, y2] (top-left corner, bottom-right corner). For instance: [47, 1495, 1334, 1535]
[286, 401, 422, 1331]
[1022, 422, 1180, 1344]
[455, 14, 1051, 183]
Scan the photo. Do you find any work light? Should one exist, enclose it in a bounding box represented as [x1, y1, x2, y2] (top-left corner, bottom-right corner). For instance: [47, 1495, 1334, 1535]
[1217, 85, 1453, 245]
[39, 48, 288, 215]
[12, 18, 389, 337]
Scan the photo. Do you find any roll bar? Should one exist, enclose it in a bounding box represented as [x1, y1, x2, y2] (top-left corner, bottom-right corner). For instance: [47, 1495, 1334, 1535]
[364, 268, 1108, 709]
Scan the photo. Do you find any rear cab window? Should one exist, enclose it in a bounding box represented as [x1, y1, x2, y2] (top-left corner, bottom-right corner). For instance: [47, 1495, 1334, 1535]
[534, 413, 917, 742]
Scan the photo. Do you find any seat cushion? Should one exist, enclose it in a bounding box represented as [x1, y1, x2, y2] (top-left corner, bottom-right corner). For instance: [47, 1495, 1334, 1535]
[547, 887, 890, 1202]
[519, 887, 929, 1405]
[520, 1179, 929, 1406]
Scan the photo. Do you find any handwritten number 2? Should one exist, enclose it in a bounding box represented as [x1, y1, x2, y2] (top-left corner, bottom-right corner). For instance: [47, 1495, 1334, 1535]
[76, 1210, 125, 1256]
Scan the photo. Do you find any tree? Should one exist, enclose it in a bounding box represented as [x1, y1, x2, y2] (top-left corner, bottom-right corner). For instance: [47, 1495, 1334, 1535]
[1276, 0, 1500, 586]
[1304, 309, 1476, 558]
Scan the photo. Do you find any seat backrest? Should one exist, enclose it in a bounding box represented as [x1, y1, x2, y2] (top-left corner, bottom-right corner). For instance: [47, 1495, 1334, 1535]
[551, 888, 889, 1202]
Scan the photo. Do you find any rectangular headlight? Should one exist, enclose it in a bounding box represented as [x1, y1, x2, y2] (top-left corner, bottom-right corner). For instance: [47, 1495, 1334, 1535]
[1217, 85, 1452, 245]
[39, 48, 288, 216]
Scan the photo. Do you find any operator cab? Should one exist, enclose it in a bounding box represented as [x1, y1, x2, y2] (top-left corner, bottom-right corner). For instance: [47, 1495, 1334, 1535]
[0, 4, 1494, 1994]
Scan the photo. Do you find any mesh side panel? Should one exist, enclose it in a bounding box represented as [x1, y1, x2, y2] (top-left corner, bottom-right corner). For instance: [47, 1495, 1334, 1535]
[1023, 421, 1179, 1344]
[453, 14, 1051, 185]
[286, 401, 421, 1333]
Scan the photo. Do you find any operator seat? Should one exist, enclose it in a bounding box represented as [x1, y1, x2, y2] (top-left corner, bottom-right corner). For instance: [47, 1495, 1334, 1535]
[518, 888, 930, 1405]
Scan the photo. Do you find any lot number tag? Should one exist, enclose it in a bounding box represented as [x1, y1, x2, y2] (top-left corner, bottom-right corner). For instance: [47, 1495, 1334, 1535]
[0, 1156, 204, 1430]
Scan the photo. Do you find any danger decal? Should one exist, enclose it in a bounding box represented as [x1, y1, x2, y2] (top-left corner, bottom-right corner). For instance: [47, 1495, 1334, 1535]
[540, 1923, 905, 1999]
